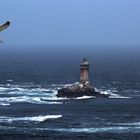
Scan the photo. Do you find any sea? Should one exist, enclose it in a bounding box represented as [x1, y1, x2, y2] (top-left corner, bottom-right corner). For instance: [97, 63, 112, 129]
[0, 47, 140, 140]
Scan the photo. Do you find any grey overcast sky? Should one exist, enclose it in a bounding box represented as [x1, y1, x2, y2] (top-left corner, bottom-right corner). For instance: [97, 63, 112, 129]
[1, 0, 140, 49]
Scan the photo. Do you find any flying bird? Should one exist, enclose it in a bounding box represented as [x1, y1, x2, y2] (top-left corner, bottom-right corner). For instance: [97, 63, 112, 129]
[0, 21, 10, 43]
[0, 21, 10, 32]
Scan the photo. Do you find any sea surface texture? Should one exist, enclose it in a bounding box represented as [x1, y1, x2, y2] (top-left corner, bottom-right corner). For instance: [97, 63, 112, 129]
[0, 50, 140, 139]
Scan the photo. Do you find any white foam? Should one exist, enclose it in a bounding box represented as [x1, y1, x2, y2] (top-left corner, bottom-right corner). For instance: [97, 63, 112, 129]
[0, 115, 62, 123]
[114, 122, 140, 126]
[0, 84, 60, 105]
[0, 87, 9, 92]
[46, 96, 95, 100]
[6, 79, 13, 82]
[41, 96, 69, 101]
[96, 88, 130, 99]
[0, 96, 63, 105]
[100, 91, 109, 95]
[51, 83, 73, 88]
[109, 93, 131, 99]
[47, 102, 63, 104]
[75, 96, 95, 100]
[0, 84, 131, 105]
[38, 126, 140, 133]
[0, 85, 55, 93]
[0, 103, 10, 106]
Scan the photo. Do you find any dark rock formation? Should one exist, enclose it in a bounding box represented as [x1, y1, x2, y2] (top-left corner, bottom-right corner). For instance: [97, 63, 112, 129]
[57, 83, 109, 98]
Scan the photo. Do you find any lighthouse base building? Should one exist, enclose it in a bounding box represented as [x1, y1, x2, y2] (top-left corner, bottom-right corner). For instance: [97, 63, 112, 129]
[57, 58, 109, 98]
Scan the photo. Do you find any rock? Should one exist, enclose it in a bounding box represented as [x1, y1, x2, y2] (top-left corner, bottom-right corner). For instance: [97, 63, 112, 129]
[56, 83, 109, 98]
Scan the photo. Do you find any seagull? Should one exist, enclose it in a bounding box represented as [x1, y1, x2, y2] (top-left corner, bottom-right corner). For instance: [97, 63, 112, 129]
[0, 21, 10, 43]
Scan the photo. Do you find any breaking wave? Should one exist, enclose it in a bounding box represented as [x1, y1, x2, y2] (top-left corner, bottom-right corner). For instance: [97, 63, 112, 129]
[0, 103, 10, 106]
[113, 122, 140, 126]
[109, 93, 131, 99]
[0, 115, 62, 123]
[0, 84, 95, 106]
[0, 96, 63, 105]
[1, 125, 140, 134]
[0, 84, 131, 106]
[37, 126, 140, 133]
[0, 84, 63, 106]
[96, 88, 131, 99]
[75, 96, 95, 100]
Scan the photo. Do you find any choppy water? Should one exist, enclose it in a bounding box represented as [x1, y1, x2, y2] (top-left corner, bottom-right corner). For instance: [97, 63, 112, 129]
[0, 50, 140, 139]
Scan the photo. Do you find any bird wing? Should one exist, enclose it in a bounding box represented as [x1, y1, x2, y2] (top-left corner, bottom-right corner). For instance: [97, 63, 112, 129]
[0, 21, 10, 32]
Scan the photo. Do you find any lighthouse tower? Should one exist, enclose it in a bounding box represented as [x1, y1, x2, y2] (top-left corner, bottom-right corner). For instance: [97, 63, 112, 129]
[80, 58, 89, 85]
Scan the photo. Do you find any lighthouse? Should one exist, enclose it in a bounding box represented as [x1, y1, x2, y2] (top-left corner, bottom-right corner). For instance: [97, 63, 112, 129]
[80, 58, 89, 85]
[57, 58, 109, 98]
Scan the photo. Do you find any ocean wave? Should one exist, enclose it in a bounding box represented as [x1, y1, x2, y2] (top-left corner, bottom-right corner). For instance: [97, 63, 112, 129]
[75, 96, 95, 100]
[0, 126, 140, 134]
[42, 96, 95, 101]
[0, 84, 61, 105]
[51, 83, 73, 88]
[96, 88, 131, 99]
[40, 96, 67, 101]
[0, 88, 55, 95]
[6, 79, 13, 82]
[37, 126, 140, 133]
[0, 103, 10, 106]
[109, 93, 131, 99]
[0, 84, 132, 106]
[0, 115, 62, 123]
[0, 96, 63, 105]
[114, 122, 140, 126]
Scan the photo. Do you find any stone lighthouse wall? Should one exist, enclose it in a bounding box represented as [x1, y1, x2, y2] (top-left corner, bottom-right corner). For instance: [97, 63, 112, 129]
[80, 59, 89, 85]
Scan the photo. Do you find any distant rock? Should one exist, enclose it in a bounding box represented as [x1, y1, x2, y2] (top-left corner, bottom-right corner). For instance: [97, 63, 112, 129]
[57, 83, 109, 98]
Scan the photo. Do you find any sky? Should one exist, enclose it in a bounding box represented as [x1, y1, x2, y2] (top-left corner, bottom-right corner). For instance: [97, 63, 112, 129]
[1, 0, 140, 51]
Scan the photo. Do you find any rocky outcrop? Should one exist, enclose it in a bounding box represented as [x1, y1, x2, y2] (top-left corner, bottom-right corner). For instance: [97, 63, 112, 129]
[57, 83, 109, 98]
